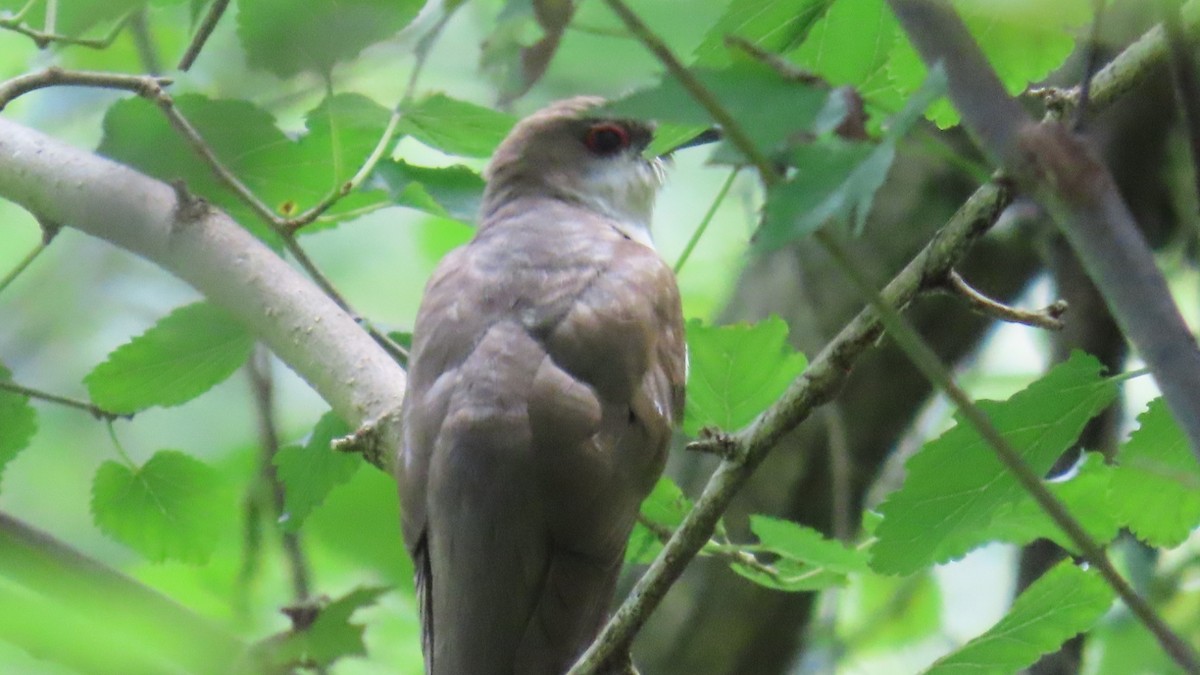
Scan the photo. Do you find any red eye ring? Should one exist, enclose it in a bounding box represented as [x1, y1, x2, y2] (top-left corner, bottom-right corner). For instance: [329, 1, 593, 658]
[583, 123, 631, 156]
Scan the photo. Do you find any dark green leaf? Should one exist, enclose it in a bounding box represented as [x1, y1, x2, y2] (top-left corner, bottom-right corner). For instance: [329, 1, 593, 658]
[758, 64, 945, 247]
[1110, 398, 1200, 547]
[683, 317, 808, 436]
[236, 0, 420, 78]
[986, 452, 1120, 553]
[0, 363, 37, 483]
[83, 302, 254, 414]
[275, 412, 360, 531]
[693, 0, 834, 66]
[397, 94, 517, 158]
[871, 352, 1117, 575]
[924, 561, 1113, 674]
[91, 450, 222, 563]
[371, 160, 486, 224]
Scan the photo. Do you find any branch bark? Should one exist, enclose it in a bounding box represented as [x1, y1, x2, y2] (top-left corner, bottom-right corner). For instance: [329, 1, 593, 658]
[0, 117, 407, 466]
[888, 0, 1200, 463]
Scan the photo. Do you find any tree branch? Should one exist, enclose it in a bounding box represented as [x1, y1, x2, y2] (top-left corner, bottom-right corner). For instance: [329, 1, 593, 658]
[0, 510, 244, 672]
[570, 2, 1200, 672]
[0, 117, 407, 470]
[888, 0, 1200, 465]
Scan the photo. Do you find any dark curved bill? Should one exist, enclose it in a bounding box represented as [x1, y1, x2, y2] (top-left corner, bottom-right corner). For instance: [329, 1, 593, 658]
[659, 127, 722, 157]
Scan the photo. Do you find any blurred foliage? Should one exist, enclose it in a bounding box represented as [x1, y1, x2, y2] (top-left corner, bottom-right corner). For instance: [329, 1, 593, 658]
[0, 0, 1198, 674]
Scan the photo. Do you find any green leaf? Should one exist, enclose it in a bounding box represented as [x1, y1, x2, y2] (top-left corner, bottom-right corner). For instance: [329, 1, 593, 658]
[275, 412, 360, 531]
[236, 0, 421, 78]
[275, 586, 391, 668]
[759, 63, 946, 247]
[787, 0, 899, 93]
[924, 561, 1113, 674]
[91, 450, 222, 563]
[371, 160, 487, 224]
[693, 0, 834, 66]
[986, 452, 1121, 553]
[98, 94, 392, 241]
[1110, 398, 1200, 547]
[683, 317, 807, 436]
[734, 515, 869, 591]
[83, 302, 254, 414]
[886, 0, 1093, 128]
[604, 62, 831, 160]
[627, 477, 694, 564]
[0, 0, 143, 38]
[871, 352, 1117, 575]
[0, 363, 37, 483]
[397, 94, 517, 159]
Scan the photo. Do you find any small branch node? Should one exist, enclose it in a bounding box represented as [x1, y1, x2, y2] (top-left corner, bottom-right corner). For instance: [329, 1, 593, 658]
[939, 269, 1068, 330]
[685, 427, 740, 460]
[332, 411, 398, 472]
[170, 179, 211, 223]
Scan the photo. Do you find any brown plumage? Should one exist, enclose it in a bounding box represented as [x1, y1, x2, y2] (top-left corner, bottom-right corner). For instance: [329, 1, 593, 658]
[397, 97, 686, 674]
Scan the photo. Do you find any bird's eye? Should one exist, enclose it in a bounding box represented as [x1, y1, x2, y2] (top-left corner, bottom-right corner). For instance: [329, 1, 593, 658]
[583, 123, 630, 156]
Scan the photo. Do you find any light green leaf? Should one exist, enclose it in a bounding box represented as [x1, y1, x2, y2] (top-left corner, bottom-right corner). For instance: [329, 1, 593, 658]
[371, 160, 486, 224]
[236, 0, 421, 78]
[275, 412, 361, 531]
[99, 94, 392, 241]
[91, 450, 222, 563]
[0, 363, 37, 483]
[871, 352, 1117, 575]
[886, 0, 1093, 128]
[731, 515, 866, 592]
[83, 302, 254, 414]
[787, 0, 899, 94]
[627, 477, 694, 564]
[267, 586, 391, 669]
[397, 94, 517, 159]
[693, 0, 834, 66]
[924, 561, 1113, 674]
[683, 317, 808, 436]
[1110, 398, 1200, 547]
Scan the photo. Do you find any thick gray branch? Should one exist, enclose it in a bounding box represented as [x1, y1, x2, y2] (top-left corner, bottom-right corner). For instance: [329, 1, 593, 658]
[889, 0, 1200, 462]
[0, 117, 406, 460]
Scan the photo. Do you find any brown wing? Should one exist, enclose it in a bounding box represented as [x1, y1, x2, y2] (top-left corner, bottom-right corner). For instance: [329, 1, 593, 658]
[398, 198, 685, 674]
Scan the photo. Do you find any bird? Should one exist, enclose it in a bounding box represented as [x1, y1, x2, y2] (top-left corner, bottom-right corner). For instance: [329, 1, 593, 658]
[397, 96, 687, 675]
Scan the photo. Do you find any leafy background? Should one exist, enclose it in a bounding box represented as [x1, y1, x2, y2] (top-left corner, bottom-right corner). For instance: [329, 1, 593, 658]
[0, 0, 1199, 673]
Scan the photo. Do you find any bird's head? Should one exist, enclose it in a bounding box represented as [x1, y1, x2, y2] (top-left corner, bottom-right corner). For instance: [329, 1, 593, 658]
[482, 96, 665, 241]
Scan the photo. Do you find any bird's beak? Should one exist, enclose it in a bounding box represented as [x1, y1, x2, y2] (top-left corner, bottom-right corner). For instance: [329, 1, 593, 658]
[658, 128, 722, 157]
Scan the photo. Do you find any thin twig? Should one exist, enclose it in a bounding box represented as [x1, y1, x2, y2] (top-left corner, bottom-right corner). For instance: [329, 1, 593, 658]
[0, 67, 172, 111]
[247, 349, 313, 602]
[0, 7, 131, 49]
[674, 168, 738, 273]
[818, 231, 1200, 673]
[0, 379, 127, 421]
[177, 0, 230, 71]
[939, 269, 1068, 330]
[128, 7, 161, 75]
[1073, 0, 1106, 130]
[570, 2, 1200, 673]
[724, 35, 825, 85]
[0, 241, 46, 296]
[282, 10, 452, 234]
[1160, 0, 1200, 211]
[636, 514, 781, 580]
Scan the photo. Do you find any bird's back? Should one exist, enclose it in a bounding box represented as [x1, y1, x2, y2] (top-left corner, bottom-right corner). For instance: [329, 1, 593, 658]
[399, 197, 685, 674]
